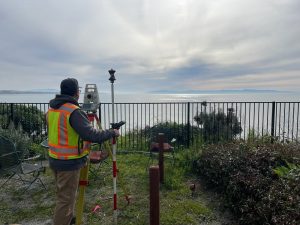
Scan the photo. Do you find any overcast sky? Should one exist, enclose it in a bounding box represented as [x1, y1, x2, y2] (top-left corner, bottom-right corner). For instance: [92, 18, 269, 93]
[0, 0, 299, 93]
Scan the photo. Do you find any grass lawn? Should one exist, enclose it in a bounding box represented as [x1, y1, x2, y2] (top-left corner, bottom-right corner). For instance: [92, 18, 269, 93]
[0, 153, 233, 225]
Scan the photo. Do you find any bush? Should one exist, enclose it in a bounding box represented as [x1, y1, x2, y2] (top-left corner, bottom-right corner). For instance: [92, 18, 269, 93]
[194, 107, 242, 143]
[0, 122, 32, 158]
[258, 167, 300, 225]
[142, 121, 201, 147]
[0, 103, 46, 139]
[195, 142, 300, 225]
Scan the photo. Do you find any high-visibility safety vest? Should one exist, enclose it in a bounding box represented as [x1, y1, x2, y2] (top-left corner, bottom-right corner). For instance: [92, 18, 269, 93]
[47, 102, 90, 160]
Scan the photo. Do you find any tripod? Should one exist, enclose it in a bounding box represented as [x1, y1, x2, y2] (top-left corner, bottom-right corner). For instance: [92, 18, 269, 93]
[75, 111, 127, 225]
[75, 112, 100, 225]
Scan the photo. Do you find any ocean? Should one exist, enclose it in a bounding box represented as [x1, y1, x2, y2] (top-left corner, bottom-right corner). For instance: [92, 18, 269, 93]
[0, 92, 299, 103]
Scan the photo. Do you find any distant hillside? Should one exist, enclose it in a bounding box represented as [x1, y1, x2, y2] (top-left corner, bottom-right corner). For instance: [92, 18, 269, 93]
[0, 89, 58, 94]
[150, 89, 292, 94]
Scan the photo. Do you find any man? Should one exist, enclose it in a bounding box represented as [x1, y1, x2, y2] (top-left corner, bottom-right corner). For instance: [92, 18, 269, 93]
[47, 78, 119, 225]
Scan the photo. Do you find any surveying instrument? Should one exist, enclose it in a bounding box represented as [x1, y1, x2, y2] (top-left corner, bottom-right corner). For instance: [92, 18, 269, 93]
[75, 78, 126, 225]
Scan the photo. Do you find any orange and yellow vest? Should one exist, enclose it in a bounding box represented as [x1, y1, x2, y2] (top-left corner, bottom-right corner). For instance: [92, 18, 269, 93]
[47, 103, 90, 160]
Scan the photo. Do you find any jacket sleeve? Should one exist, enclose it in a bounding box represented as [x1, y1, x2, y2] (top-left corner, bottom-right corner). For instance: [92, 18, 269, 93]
[69, 109, 116, 143]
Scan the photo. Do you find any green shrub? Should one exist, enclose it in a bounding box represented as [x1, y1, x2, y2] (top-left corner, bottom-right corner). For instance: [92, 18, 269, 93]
[258, 167, 300, 225]
[176, 145, 204, 174]
[0, 122, 32, 158]
[0, 103, 46, 139]
[142, 121, 201, 147]
[195, 142, 300, 225]
[194, 107, 242, 143]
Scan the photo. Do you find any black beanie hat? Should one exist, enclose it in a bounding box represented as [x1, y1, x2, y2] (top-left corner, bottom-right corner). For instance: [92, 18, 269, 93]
[60, 78, 79, 96]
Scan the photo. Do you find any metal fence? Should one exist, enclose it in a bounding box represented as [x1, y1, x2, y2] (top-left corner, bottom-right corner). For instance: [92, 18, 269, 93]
[0, 102, 299, 150]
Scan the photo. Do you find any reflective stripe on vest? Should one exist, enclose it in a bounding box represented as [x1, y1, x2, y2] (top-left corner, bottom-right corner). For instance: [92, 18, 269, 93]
[47, 102, 90, 160]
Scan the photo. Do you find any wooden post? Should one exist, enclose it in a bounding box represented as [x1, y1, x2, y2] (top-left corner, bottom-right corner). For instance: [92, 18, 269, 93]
[158, 133, 164, 184]
[149, 166, 160, 225]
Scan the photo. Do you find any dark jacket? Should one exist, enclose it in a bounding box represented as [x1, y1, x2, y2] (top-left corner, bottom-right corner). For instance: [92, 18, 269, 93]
[48, 94, 115, 171]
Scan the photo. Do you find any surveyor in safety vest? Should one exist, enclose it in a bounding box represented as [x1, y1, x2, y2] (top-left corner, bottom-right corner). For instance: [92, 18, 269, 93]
[47, 78, 119, 225]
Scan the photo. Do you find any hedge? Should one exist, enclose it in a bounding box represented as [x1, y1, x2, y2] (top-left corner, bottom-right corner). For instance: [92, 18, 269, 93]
[194, 142, 300, 225]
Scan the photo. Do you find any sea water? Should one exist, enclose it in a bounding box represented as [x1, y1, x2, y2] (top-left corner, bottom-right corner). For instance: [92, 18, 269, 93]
[0, 92, 299, 103]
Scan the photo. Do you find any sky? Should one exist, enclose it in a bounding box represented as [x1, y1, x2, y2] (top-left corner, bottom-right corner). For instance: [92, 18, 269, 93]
[0, 0, 299, 93]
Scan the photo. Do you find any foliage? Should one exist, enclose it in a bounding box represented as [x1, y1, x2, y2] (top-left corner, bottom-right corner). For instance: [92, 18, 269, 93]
[0, 103, 46, 138]
[194, 107, 242, 143]
[142, 121, 201, 147]
[273, 162, 300, 177]
[0, 122, 45, 158]
[257, 167, 300, 225]
[0, 122, 31, 158]
[176, 145, 204, 174]
[195, 142, 300, 225]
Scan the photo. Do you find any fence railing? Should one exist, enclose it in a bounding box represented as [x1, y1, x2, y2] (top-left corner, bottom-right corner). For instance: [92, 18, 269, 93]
[0, 102, 299, 150]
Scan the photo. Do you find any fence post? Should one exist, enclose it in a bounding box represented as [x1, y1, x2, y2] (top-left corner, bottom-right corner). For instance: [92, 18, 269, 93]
[149, 165, 160, 225]
[98, 103, 102, 125]
[271, 101, 276, 143]
[158, 133, 164, 184]
[187, 102, 191, 148]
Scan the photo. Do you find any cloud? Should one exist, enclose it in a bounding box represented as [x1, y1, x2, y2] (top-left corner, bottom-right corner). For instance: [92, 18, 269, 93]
[0, 0, 299, 92]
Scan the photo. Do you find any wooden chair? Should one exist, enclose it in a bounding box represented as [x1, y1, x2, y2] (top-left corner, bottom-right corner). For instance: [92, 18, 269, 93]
[0, 135, 46, 190]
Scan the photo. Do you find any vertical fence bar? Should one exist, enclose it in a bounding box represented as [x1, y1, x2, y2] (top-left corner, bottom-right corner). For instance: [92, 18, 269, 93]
[297, 103, 299, 143]
[128, 103, 132, 146]
[244, 103, 246, 140]
[267, 102, 270, 140]
[291, 103, 295, 142]
[262, 103, 265, 138]
[10, 103, 14, 123]
[253, 103, 256, 139]
[271, 101, 276, 143]
[187, 102, 191, 148]
[124, 104, 127, 148]
[191, 103, 194, 145]
[287, 103, 291, 141]
[278, 103, 282, 141]
[283, 103, 286, 142]
[144, 103, 146, 150]
[140, 103, 142, 149]
[136, 104, 139, 149]
[177, 103, 180, 149]
[98, 103, 102, 126]
[257, 103, 260, 139]
[133, 104, 135, 149]
[239, 102, 242, 140]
